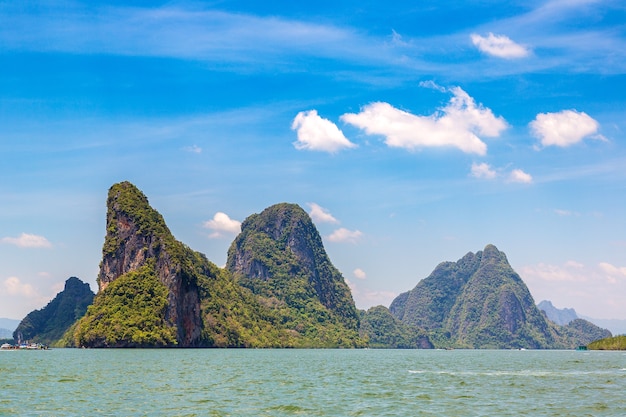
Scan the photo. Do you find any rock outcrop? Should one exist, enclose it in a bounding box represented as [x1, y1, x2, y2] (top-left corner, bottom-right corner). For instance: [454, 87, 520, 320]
[391, 244, 610, 349]
[70, 182, 363, 348]
[95, 181, 203, 346]
[226, 203, 363, 346]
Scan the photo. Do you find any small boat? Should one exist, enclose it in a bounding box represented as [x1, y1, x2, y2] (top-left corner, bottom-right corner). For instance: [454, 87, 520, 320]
[1, 343, 14, 350]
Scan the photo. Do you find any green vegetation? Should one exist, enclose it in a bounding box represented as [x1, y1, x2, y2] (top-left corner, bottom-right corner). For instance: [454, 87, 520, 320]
[13, 277, 93, 346]
[587, 335, 626, 350]
[226, 203, 364, 348]
[390, 245, 608, 349]
[359, 306, 432, 348]
[73, 264, 177, 347]
[19, 183, 611, 350]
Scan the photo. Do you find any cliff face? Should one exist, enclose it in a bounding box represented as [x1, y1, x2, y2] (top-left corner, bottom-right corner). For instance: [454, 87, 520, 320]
[14, 277, 94, 346]
[71, 182, 361, 348]
[226, 203, 362, 346]
[390, 245, 606, 349]
[97, 181, 202, 346]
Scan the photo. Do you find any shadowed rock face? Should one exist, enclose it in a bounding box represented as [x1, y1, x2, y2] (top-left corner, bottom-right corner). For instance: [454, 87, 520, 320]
[98, 181, 202, 346]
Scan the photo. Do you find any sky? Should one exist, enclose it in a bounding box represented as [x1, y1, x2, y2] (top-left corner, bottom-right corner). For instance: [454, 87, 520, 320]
[1, 0, 626, 323]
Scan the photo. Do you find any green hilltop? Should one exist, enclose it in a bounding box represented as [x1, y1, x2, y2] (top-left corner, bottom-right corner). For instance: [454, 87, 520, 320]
[389, 245, 610, 349]
[70, 181, 364, 348]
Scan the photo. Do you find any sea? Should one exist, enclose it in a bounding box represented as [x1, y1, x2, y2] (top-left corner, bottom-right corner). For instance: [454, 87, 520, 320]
[1, 349, 625, 416]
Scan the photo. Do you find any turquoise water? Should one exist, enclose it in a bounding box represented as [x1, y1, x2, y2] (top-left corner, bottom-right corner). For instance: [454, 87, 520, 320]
[1, 349, 625, 416]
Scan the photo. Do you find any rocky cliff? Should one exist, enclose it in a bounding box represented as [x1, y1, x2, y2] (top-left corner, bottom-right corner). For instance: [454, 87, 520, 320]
[91, 181, 204, 346]
[390, 245, 609, 349]
[70, 182, 362, 348]
[226, 203, 363, 347]
[14, 277, 93, 346]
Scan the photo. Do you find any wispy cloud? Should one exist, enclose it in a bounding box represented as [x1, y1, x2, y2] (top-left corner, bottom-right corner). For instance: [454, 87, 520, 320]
[0, 4, 397, 71]
[470, 162, 497, 179]
[1, 276, 38, 296]
[341, 86, 507, 156]
[327, 228, 363, 244]
[530, 110, 604, 148]
[292, 110, 356, 153]
[598, 262, 626, 283]
[471, 33, 530, 58]
[470, 163, 533, 184]
[345, 278, 397, 309]
[308, 203, 339, 224]
[1, 233, 52, 248]
[203, 212, 241, 238]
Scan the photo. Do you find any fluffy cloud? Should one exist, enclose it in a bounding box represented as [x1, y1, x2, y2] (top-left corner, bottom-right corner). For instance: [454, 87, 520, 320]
[308, 203, 339, 224]
[470, 33, 530, 59]
[520, 262, 589, 283]
[508, 169, 533, 183]
[341, 87, 507, 155]
[1, 233, 52, 248]
[327, 228, 363, 243]
[353, 268, 367, 280]
[470, 162, 497, 179]
[292, 110, 356, 153]
[599, 262, 626, 283]
[203, 212, 241, 238]
[530, 110, 602, 148]
[470, 163, 532, 184]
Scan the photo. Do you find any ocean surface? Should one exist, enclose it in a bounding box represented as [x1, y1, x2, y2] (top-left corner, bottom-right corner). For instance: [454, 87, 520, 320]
[1, 349, 625, 416]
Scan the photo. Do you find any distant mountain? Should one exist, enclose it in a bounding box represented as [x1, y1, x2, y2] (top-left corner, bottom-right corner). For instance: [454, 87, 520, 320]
[580, 317, 626, 336]
[538, 300, 578, 325]
[13, 277, 94, 346]
[226, 202, 363, 347]
[390, 245, 609, 349]
[0, 318, 20, 338]
[537, 300, 626, 336]
[0, 318, 20, 331]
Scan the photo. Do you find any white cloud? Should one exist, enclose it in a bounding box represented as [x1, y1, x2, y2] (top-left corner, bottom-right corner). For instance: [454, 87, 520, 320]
[308, 203, 339, 224]
[470, 163, 532, 184]
[327, 228, 363, 243]
[508, 169, 533, 183]
[530, 110, 603, 148]
[203, 212, 241, 238]
[520, 262, 589, 283]
[1, 233, 52, 248]
[471, 33, 530, 59]
[292, 110, 357, 153]
[1, 277, 37, 297]
[470, 162, 497, 179]
[341, 86, 507, 155]
[353, 268, 367, 280]
[598, 262, 626, 278]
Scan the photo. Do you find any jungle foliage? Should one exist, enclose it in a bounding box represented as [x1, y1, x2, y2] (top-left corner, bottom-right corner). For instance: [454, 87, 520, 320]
[587, 335, 626, 350]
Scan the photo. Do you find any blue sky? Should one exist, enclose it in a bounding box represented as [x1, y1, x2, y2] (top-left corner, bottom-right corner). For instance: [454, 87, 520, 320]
[1, 0, 626, 321]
